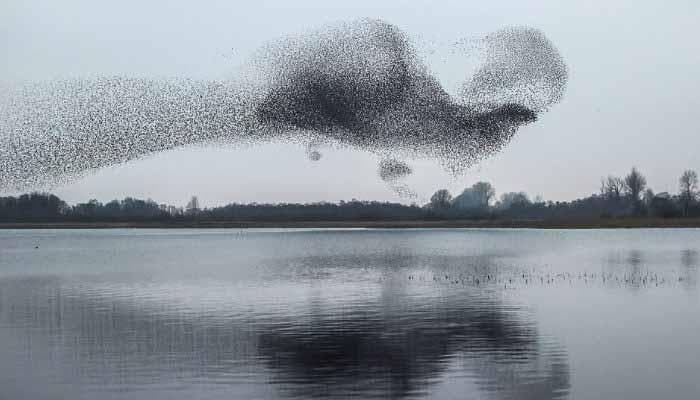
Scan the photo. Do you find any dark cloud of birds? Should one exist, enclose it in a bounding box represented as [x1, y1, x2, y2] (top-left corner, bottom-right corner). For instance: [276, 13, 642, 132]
[0, 19, 567, 194]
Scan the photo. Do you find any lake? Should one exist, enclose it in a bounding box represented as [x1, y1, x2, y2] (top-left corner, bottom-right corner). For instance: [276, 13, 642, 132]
[1, 228, 699, 399]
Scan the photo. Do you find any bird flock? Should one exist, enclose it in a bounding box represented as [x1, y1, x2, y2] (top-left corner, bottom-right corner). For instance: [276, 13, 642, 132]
[0, 19, 568, 195]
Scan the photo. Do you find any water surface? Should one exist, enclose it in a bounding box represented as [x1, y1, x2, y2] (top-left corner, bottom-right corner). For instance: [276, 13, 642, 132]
[1, 228, 698, 399]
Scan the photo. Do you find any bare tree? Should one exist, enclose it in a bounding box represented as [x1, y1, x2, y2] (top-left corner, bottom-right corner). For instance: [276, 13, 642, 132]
[600, 178, 607, 197]
[429, 189, 452, 209]
[679, 169, 698, 217]
[603, 176, 625, 200]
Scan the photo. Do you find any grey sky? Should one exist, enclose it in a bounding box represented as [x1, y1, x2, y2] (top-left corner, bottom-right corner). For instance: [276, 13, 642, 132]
[2, 0, 699, 206]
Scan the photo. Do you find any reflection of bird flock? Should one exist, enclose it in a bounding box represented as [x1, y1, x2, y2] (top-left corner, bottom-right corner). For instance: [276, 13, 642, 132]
[0, 19, 567, 196]
[0, 275, 570, 400]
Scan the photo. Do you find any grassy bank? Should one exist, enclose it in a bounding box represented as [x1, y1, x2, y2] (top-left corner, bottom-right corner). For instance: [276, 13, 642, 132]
[2, 218, 700, 229]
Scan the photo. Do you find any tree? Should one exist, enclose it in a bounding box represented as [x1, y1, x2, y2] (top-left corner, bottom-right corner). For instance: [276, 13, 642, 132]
[643, 188, 655, 210]
[649, 193, 680, 218]
[624, 167, 647, 214]
[429, 189, 452, 209]
[599, 178, 607, 197]
[624, 167, 647, 201]
[679, 169, 698, 217]
[471, 182, 496, 208]
[0, 192, 67, 220]
[186, 196, 201, 216]
[603, 176, 625, 201]
[453, 182, 495, 210]
[498, 192, 531, 209]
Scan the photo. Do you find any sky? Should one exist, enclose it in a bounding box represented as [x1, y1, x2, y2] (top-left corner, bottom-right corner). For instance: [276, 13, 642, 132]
[2, 0, 699, 206]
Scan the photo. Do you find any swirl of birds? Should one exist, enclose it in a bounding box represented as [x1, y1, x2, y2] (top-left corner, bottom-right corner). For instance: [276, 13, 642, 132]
[1, 19, 567, 196]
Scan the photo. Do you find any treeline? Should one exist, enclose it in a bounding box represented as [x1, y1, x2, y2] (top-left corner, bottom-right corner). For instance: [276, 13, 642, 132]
[0, 194, 427, 222]
[1, 167, 699, 222]
[425, 167, 700, 219]
[0, 194, 172, 221]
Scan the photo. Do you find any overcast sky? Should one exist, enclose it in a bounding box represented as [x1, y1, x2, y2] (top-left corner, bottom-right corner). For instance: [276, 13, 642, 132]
[2, 0, 699, 206]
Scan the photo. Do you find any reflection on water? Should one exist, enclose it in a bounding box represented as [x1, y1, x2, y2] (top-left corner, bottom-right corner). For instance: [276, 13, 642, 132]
[680, 249, 698, 290]
[0, 276, 568, 399]
[681, 249, 698, 268]
[256, 293, 567, 400]
[1, 228, 699, 399]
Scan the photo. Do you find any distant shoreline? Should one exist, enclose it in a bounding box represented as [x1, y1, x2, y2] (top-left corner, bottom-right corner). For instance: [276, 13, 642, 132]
[2, 218, 700, 229]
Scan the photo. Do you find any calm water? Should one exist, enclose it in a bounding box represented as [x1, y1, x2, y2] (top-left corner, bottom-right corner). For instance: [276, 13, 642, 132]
[0, 228, 699, 400]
